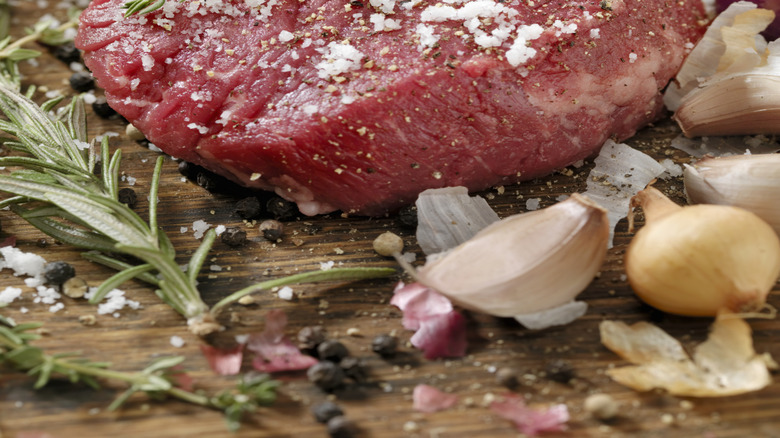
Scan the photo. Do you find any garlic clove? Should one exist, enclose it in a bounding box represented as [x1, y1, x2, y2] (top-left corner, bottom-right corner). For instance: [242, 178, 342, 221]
[684, 154, 780, 234]
[666, 4, 780, 137]
[664, 2, 770, 112]
[416, 194, 609, 318]
[513, 301, 588, 330]
[626, 187, 780, 317]
[674, 74, 780, 137]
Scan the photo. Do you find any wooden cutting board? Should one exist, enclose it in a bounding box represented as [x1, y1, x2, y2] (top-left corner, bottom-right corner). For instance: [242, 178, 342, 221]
[1, 3, 779, 437]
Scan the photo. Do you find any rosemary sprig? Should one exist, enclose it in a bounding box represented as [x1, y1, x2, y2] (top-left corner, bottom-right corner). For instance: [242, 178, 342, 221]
[0, 313, 280, 432]
[123, 0, 165, 17]
[0, 12, 79, 89]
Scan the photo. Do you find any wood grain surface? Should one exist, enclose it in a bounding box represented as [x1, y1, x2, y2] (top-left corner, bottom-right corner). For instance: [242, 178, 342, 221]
[1, 3, 779, 438]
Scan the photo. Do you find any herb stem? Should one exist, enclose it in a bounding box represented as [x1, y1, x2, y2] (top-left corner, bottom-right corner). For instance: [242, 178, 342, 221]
[210, 267, 396, 315]
[60, 361, 211, 407]
[0, 18, 77, 60]
[166, 386, 211, 407]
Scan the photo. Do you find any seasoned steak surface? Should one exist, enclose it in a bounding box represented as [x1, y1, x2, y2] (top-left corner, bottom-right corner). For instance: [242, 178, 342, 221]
[77, 0, 707, 215]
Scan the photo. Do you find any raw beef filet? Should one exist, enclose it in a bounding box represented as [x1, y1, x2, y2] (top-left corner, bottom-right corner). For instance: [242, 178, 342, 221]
[77, 0, 707, 216]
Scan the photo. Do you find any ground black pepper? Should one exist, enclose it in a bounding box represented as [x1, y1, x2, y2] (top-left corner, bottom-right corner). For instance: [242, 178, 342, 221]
[43, 261, 76, 285]
[371, 334, 398, 357]
[307, 361, 345, 391]
[311, 401, 343, 423]
[69, 71, 95, 93]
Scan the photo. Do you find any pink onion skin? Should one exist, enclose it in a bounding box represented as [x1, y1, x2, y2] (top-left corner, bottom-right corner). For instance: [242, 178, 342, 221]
[716, 0, 780, 39]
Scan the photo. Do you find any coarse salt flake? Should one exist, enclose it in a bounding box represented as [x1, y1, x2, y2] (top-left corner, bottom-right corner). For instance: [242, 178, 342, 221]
[0, 246, 47, 278]
[0, 287, 22, 304]
[315, 42, 365, 79]
[278, 286, 295, 300]
[279, 30, 294, 42]
[192, 219, 211, 239]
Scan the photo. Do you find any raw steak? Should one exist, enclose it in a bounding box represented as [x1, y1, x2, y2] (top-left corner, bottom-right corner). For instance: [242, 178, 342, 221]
[77, 0, 707, 216]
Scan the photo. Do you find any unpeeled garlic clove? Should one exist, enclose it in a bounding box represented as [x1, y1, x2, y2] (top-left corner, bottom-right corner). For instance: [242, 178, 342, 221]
[674, 74, 780, 137]
[415, 194, 609, 319]
[684, 154, 780, 235]
[666, 4, 780, 137]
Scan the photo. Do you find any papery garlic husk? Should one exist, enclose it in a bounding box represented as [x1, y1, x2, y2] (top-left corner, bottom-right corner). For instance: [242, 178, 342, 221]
[625, 187, 780, 317]
[416, 194, 609, 319]
[684, 154, 780, 234]
[663, 2, 771, 112]
[666, 4, 780, 137]
[600, 315, 772, 397]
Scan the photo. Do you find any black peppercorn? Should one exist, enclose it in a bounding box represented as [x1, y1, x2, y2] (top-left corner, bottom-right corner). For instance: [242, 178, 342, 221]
[196, 171, 220, 191]
[298, 325, 327, 350]
[117, 187, 137, 208]
[43, 261, 76, 285]
[311, 401, 343, 423]
[326, 416, 356, 438]
[259, 219, 284, 241]
[397, 204, 418, 228]
[221, 227, 247, 247]
[496, 367, 520, 389]
[371, 334, 399, 357]
[317, 340, 349, 362]
[178, 160, 198, 179]
[91, 97, 117, 119]
[69, 71, 95, 93]
[266, 197, 296, 219]
[234, 197, 262, 219]
[36, 238, 48, 248]
[53, 42, 81, 64]
[339, 357, 367, 383]
[545, 359, 575, 384]
[307, 361, 344, 391]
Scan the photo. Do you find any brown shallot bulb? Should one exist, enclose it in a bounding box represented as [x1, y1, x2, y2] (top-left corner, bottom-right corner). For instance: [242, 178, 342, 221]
[625, 187, 780, 317]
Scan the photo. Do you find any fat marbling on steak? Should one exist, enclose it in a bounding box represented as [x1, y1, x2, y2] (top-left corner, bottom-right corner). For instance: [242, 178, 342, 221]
[77, 0, 707, 215]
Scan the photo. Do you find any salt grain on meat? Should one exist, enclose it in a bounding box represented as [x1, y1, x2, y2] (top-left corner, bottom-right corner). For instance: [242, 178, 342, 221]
[77, 0, 707, 215]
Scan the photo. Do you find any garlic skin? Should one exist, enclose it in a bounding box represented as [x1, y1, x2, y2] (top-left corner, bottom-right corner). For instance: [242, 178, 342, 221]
[663, 2, 768, 112]
[675, 74, 780, 137]
[625, 187, 780, 317]
[684, 154, 780, 234]
[665, 4, 780, 137]
[416, 194, 609, 318]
